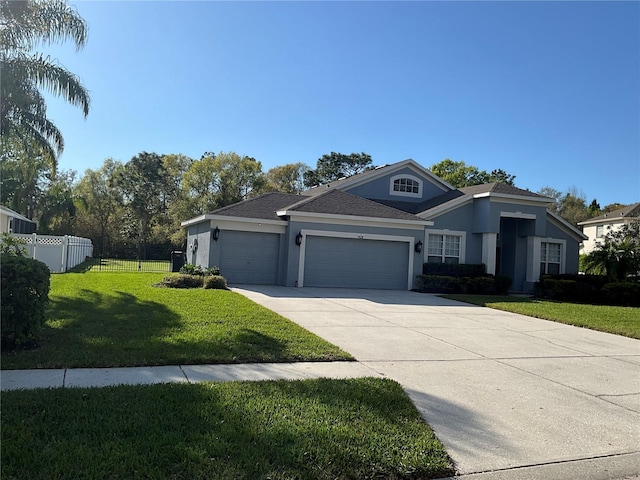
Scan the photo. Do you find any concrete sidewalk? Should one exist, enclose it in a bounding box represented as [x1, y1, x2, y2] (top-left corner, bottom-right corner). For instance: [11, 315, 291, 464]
[233, 286, 640, 479]
[0, 361, 376, 391]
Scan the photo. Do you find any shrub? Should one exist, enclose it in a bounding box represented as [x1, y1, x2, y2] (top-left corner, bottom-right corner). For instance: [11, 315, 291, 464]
[179, 264, 221, 276]
[161, 273, 204, 289]
[416, 274, 500, 294]
[536, 275, 605, 303]
[601, 282, 640, 307]
[1, 254, 50, 350]
[494, 275, 512, 294]
[160, 273, 228, 290]
[202, 275, 227, 290]
[422, 263, 486, 278]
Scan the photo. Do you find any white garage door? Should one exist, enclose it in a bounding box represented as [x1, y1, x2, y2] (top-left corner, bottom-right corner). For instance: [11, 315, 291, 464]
[303, 236, 409, 289]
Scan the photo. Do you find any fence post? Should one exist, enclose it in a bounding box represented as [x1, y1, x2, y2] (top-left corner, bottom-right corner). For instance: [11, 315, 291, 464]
[31, 232, 37, 260]
[61, 235, 69, 273]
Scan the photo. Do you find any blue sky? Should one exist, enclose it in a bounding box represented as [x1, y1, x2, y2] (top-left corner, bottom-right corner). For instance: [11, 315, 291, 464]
[45, 1, 639, 207]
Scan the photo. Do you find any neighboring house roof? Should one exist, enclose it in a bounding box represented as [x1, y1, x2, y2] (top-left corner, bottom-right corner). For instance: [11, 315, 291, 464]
[459, 183, 551, 200]
[577, 202, 640, 226]
[277, 189, 423, 221]
[0, 205, 35, 223]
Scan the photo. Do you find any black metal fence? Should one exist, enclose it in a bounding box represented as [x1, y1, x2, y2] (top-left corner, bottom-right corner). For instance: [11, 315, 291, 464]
[87, 257, 171, 272]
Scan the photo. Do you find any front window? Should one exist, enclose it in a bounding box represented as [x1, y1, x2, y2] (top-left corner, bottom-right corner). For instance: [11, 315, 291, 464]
[540, 242, 561, 275]
[393, 178, 420, 194]
[427, 233, 461, 264]
[596, 225, 604, 238]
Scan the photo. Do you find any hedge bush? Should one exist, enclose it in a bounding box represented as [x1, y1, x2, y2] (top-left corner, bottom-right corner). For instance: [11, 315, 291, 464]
[536, 275, 639, 306]
[179, 264, 220, 276]
[416, 274, 507, 294]
[422, 263, 486, 278]
[1, 254, 51, 350]
[160, 273, 228, 290]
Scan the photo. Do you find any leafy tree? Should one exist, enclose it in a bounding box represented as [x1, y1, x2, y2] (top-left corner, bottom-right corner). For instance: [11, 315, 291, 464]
[587, 199, 601, 217]
[303, 152, 373, 187]
[603, 203, 628, 214]
[0, 0, 90, 163]
[429, 159, 516, 188]
[73, 159, 123, 255]
[539, 186, 592, 226]
[264, 162, 309, 194]
[183, 152, 266, 211]
[37, 169, 76, 234]
[582, 221, 640, 281]
[111, 152, 171, 253]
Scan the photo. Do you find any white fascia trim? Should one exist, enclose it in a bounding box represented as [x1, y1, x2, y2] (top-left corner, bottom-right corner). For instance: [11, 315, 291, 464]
[473, 192, 552, 205]
[182, 214, 287, 228]
[417, 195, 473, 219]
[500, 211, 537, 220]
[296, 229, 416, 290]
[547, 211, 588, 241]
[279, 210, 431, 229]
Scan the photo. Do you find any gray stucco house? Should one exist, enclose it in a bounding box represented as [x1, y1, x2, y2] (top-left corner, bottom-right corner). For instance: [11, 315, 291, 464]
[182, 159, 586, 292]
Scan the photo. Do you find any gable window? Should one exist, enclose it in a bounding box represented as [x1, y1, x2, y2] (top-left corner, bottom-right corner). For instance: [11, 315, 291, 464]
[389, 174, 423, 198]
[427, 233, 462, 264]
[540, 242, 561, 275]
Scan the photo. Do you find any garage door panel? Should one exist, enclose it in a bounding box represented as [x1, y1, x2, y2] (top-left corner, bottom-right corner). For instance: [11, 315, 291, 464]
[220, 231, 279, 284]
[304, 236, 408, 289]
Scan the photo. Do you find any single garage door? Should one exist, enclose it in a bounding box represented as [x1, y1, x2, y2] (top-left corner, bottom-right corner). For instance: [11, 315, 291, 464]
[219, 231, 279, 284]
[303, 236, 409, 289]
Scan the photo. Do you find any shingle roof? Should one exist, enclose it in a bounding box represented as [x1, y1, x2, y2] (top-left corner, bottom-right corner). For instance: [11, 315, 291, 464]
[459, 182, 550, 199]
[372, 190, 466, 214]
[207, 193, 308, 221]
[578, 202, 640, 225]
[282, 189, 423, 221]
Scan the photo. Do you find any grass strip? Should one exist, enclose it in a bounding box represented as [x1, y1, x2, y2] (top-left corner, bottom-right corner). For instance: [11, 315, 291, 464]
[1, 377, 454, 480]
[2, 273, 351, 369]
[442, 295, 640, 339]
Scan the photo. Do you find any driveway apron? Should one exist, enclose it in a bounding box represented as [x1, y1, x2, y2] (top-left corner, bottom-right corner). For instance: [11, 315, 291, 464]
[233, 286, 640, 476]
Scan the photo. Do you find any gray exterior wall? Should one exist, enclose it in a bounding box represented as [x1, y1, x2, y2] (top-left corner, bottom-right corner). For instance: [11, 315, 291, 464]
[187, 222, 211, 268]
[344, 167, 449, 203]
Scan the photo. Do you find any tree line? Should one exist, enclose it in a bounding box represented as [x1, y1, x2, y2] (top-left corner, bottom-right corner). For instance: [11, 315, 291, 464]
[1, 149, 625, 257]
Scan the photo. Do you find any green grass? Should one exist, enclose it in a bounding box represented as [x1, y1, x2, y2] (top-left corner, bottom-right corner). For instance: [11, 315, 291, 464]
[442, 295, 640, 339]
[1, 273, 351, 369]
[1, 378, 454, 480]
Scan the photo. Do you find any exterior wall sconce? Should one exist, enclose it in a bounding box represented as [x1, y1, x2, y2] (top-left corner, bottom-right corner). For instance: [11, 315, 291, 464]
[295, 232, 303, 246]
[212, 226, 220, 242]
[414, 240, 423, 253]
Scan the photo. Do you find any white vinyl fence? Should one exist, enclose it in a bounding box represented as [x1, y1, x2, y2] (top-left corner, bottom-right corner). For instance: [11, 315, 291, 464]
[11, 233, 93, 273]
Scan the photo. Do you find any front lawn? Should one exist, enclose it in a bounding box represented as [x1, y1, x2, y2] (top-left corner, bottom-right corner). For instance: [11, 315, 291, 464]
[443, 295, 640, 339]
[1, 273, 351, 369]
[1, 377, 454, 480]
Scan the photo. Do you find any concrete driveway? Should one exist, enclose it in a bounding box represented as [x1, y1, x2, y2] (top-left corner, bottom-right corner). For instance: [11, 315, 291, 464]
[233, 285, 640, 478]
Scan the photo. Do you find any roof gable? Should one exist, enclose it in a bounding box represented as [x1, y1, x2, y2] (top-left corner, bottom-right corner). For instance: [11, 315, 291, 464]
[459, 183, 550, 200]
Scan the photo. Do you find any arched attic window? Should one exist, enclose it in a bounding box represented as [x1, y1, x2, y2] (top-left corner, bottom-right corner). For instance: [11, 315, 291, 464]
[390, 174, 423, 198]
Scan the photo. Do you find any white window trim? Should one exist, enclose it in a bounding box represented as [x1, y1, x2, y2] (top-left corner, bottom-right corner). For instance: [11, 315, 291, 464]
[389, 174, 423, 198]
[296, 229, 415, 290]
[424, 229, 466, 264]
[527, 237, 566, 281]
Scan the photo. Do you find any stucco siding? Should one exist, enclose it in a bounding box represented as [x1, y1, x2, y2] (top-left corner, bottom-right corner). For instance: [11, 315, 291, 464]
[187, 222, 211, 268]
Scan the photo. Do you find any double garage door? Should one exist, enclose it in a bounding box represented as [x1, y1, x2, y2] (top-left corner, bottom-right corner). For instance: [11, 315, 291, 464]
[303, 236, 410, 290]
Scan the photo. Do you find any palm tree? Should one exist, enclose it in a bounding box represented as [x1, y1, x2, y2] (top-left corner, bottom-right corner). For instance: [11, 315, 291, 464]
[0, 0, 90, 164]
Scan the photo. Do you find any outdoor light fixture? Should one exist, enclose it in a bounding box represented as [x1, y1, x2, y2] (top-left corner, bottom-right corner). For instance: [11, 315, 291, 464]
[212, 226, 220, 241]
[414, 240, 423, 253]
[295, 232, 303, 246]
